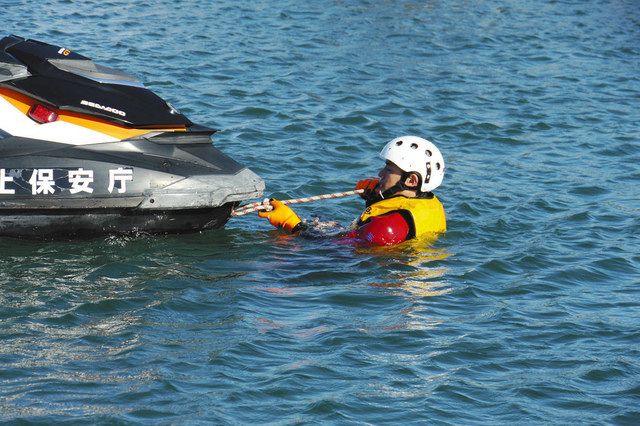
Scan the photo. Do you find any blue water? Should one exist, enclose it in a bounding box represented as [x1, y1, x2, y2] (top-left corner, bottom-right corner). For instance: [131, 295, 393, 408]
[2, 0, 640, 423]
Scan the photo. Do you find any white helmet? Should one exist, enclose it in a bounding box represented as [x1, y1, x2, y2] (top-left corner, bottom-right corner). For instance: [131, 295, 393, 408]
[379, 136, 445, 192]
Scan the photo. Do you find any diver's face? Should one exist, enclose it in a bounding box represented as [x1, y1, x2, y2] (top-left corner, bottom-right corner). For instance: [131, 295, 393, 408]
[377, 161, 404, 193]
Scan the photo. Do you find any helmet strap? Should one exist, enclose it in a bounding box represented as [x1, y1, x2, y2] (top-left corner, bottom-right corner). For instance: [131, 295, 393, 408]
[379, 182, 405, 200]
[379, 172, 419, 199]
[364, 172, 421, 205]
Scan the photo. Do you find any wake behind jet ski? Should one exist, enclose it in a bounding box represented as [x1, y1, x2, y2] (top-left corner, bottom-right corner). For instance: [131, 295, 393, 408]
[0, 35, 264, 238]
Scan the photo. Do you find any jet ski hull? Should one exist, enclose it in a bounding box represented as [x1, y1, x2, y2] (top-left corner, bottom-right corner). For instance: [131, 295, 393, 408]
[0, 133, 263, 239]
[0, 205, 234, 239]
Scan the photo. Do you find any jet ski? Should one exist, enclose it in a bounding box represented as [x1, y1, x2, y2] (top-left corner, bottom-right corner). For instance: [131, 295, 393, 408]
[0, 35, 264, 238]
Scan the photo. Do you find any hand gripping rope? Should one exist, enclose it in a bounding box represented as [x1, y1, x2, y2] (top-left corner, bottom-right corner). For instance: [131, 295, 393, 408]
[231, 189, 364, 217]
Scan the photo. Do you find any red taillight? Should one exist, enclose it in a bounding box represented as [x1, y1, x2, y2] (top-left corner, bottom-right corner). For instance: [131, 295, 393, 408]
[28, 104, 58, 124]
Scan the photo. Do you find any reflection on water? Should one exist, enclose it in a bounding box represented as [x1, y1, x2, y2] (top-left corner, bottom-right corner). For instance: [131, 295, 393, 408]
[352, 238, 453, 336]
[365, 238, 452, 298]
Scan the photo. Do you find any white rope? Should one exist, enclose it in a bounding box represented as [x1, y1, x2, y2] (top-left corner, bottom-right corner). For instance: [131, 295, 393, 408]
[231, 189, 364, 217]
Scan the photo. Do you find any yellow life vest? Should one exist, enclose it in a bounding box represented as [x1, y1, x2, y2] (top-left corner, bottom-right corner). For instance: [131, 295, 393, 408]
[358, 195, 446, 238]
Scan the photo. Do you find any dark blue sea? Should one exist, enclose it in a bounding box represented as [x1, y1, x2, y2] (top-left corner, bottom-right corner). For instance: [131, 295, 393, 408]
[2, 0, 639, 424]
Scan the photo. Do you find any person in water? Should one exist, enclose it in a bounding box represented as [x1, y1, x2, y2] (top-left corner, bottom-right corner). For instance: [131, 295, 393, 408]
[258, 136, 446, 246]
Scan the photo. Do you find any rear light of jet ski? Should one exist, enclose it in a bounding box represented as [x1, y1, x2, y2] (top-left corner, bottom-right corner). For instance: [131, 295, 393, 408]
[28, 104, 59, 123]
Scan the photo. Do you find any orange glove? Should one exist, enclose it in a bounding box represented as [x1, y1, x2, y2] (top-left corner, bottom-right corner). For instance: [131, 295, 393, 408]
[356, 178, 379, 199]
[258, 199, 302, 232]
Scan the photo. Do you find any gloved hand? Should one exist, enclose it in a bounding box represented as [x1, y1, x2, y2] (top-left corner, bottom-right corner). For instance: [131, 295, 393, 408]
[258, 199, 302, 233]
[356, 178, 379, 199]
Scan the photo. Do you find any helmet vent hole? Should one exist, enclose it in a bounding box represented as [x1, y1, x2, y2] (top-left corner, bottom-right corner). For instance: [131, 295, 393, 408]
[396, 140, 403, 146]
[436, 162, 441, 170]
[410, 143, 418, 149]
[426, 150, 432, 157]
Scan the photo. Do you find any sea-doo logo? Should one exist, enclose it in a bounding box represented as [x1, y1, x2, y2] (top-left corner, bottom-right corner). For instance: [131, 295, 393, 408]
[80, 100, 127, 117]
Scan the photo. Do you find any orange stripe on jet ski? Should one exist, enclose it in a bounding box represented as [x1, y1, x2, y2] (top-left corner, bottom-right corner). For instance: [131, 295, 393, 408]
[0, 88, 186, 140]
[0, 87, 32, 114]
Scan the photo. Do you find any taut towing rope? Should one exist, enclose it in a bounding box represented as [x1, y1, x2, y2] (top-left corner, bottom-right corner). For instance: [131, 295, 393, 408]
[231, 189, 365, 217]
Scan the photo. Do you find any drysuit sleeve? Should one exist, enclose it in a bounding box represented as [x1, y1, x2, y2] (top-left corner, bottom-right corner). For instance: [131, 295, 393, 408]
[347, 212, 410, 246]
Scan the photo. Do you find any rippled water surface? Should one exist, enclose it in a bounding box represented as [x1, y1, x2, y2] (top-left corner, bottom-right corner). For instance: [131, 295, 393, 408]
[2, 0, 640, 423]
